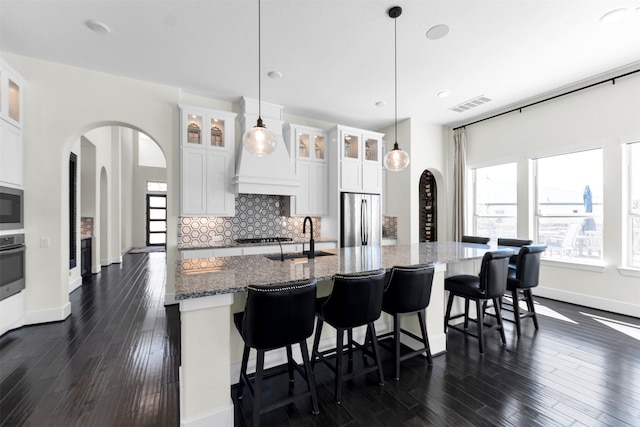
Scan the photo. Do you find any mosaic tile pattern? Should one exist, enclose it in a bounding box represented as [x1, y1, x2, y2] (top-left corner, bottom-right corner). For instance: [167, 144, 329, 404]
[81, 217, 94, 237]
[382, 215, 397, 239]
[179, 194, 321, 247]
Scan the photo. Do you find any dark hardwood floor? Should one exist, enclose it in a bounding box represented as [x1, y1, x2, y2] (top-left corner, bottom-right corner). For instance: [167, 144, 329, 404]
[1, 252, 639, 426]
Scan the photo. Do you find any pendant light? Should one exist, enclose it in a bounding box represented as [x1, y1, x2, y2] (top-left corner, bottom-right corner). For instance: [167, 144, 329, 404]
[242, 0, 277, 157]
[384, 6, 410, 172]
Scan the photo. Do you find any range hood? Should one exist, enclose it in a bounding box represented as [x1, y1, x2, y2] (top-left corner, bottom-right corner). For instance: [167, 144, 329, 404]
[234, 97, 300, 196]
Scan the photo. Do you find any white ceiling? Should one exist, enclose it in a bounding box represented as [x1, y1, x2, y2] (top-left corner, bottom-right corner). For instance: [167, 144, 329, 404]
[1, 0, 639, 130]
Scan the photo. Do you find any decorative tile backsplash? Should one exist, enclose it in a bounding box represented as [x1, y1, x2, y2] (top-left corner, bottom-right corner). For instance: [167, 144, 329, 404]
[179, 194, 321, 247]
[382, 215, 397, 239]
[81, 217, 94, 237]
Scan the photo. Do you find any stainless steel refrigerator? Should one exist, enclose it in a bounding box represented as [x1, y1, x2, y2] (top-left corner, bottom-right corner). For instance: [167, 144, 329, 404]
[340, 192, 381, 248]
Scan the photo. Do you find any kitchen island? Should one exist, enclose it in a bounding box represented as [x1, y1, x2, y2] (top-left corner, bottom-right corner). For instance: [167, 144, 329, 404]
[176, 242, 502, 426]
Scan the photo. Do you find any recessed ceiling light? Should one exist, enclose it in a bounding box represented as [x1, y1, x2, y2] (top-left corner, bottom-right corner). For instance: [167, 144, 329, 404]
[86, 19, 111, 34]
[437, 91, 450, 98]
[599, 8, 628, 24]
[426, 24, 449, 40]
[375, 101, 386, 107]
[267, 71, 283, 79]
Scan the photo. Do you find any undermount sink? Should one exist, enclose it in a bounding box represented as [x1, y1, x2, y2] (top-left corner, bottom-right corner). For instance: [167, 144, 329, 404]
[264, 251, 335, 261]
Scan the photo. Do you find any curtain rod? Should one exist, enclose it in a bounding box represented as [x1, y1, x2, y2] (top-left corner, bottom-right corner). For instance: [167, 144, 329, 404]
[452, 68, 640, 131]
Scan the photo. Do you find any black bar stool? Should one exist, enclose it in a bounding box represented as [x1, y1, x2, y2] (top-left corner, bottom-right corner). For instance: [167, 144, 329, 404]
[497, 238, 533, 268]
[378, 264, 435, 380]
[234, 279, 319, 427]
[461, 235, 490, 244]
[505, 244, 547, 336]
[444, 249, 512, 353]
[311, 269, 387, 404]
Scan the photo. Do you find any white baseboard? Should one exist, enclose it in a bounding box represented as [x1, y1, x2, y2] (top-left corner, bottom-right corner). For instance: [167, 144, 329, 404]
[535, 286, 640, 318]
[110, 256, 122, 264]
[91, 265, 101, 274]
[0, 292, 25, 336]
[121, 246, 132, 256]
[25, 301, 71, 325]
[68, 276, 82, 294]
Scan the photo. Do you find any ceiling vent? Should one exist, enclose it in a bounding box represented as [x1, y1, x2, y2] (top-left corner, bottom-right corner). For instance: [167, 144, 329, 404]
[449, 95, 492, 113]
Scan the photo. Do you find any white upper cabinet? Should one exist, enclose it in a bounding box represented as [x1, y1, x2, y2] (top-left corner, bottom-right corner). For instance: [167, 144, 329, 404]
[0, 59, 24, 188]
[0, 61, 23, 129]
[283, 124, 328, 216]
[329, 125, 383, 194]
[179, 105, 237, 217]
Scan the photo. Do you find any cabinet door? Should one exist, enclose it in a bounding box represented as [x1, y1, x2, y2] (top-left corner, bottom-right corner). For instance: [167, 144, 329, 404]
[0, 122, 22, 186]
[310, 163, 328, 215]
[206, 151, 234, 216]
[362, 162, 381, 193]
[340, 161, 361, 192]
[295, 162, 312, 215]
[181, 148, 207, 215]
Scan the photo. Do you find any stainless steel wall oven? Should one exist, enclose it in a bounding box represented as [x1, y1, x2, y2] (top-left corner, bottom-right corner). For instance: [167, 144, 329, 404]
[0, 233, 25, 301]
[0, 185, 24, 230]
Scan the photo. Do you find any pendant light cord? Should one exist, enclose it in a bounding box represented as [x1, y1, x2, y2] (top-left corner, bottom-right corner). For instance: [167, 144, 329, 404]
[394, 13, 398, 146]
[258, 0, 262, 119]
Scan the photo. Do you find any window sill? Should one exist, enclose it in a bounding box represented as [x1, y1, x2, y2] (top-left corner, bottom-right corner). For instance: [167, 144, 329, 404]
[618, 267, 640, 278]
[541, 259, 607, 272]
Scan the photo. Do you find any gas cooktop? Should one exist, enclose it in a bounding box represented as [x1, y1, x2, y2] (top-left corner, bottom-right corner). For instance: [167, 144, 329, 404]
[235, 237, 294, 244]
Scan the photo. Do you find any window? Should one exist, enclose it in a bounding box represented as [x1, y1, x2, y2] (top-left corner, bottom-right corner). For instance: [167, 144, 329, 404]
[147, 181, 167, 192]
[535, 149, 603, 261]
[628, 142, 640, 268]
[473, 163, 517, 241]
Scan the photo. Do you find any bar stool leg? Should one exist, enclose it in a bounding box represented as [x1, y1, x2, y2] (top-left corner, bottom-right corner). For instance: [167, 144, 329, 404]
[335, 328, 345, 404]
[286, 345, 295, 384]
[494, 297, 506, 345]
[512, 289, 522, 337]
[393, 314, 401, 380]
[299, 340, 320, 415]
[237, 344, 250, 400]
[253, 350, 265, 427]
[347, 328, 354, 373]
[476, 299, 485, 354]
[311, 319, 324, 370]
[464, 299, 470, 330]
[417, 310, 433, 366]
[368, 322, 385, 386]
[445, 293, 455, 333]
[525, 290, 539, 329]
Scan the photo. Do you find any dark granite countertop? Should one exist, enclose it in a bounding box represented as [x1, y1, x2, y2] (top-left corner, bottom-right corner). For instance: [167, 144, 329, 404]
[175, 242, 508, 300]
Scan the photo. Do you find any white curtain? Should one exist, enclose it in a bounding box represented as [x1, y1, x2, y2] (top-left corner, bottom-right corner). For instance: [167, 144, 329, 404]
[453, 128, 467, 241]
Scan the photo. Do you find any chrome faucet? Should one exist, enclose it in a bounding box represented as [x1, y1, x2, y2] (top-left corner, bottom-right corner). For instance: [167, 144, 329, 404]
[302, 216, 315, 259]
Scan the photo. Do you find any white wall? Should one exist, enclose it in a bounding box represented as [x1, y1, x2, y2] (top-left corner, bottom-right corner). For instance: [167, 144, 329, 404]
[383, 118, 448, 245]
[3, 52, 180, 325]
[463, 71, 640, 316]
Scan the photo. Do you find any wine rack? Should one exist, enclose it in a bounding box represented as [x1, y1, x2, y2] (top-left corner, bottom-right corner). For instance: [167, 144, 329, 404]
[419, 170, 437, 242]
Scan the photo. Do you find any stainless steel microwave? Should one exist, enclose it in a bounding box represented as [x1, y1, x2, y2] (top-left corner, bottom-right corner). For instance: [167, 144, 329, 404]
[0, 186, 24, 230]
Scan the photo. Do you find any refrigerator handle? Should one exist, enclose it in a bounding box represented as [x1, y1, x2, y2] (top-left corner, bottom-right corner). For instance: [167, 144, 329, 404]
[362, 199, 368, 245]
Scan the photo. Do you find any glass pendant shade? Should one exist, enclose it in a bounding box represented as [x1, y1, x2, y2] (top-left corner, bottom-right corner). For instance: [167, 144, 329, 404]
[384, 142, 410, 171]
[243, 117, 277, 157]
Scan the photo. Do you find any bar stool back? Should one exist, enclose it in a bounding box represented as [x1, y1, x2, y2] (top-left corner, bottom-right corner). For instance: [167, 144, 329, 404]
[234, 279, 319, 426]
[507, 244, 547, 336]
[497, 238, 534, 267]
[379, 264, 435, 380]
[462, 235, 490, 244]
[444, 249, 512, 353]
[312, 269, 387, 404]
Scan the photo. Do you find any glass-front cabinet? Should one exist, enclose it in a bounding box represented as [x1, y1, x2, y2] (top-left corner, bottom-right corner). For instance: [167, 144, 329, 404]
[0, 61, 23, 129]
[179, 105, 237, 217]
[283, 124, 328, 216]
[329, 125, 383, 194]
[183, 110, 229, 149]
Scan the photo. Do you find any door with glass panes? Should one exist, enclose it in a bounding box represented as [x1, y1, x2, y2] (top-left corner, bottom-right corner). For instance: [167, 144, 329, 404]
[146, 194, 167, 246]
